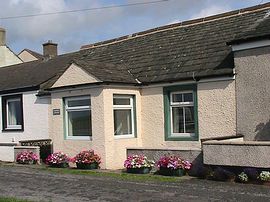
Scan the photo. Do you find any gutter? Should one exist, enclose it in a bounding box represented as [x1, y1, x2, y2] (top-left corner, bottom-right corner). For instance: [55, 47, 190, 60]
[45, 73, 235, 93]
[0, 86, 40, 95]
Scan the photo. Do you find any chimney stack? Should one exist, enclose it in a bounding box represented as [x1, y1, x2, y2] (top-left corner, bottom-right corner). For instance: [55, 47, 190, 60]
[43, 40, 57, 59]
[0, 28, 6, 46]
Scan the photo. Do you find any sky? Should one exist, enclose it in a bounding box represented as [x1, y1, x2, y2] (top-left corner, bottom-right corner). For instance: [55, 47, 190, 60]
[0, 0, 264, 54]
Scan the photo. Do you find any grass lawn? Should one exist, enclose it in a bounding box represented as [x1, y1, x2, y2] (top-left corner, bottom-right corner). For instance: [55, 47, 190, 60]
[43, 167, 187, 182]
[0, 197, 31, 202]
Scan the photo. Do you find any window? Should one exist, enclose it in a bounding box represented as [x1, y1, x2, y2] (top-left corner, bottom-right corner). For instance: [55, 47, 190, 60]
[2, 94, 24, 131]
[64, 96, 91, 140]
[164, 85, 198, 141]
[170, 92, 195, 134]
[113, 95, 136, 138]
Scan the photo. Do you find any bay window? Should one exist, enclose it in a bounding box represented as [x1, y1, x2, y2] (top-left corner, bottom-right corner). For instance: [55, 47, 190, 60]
[113, 95, 136, 138]
[64, 96, 91, 140]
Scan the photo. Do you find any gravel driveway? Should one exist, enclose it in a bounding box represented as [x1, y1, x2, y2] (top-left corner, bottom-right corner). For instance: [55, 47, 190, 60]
[0, 165, 270, 202]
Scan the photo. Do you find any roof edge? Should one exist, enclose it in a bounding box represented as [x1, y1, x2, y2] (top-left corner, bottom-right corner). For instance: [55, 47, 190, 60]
[0, 86, 39, 95]
[227, 34, 270, 45]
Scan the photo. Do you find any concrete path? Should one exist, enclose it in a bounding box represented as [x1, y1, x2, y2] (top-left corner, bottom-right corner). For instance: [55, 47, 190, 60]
[0, 166, 270, 202]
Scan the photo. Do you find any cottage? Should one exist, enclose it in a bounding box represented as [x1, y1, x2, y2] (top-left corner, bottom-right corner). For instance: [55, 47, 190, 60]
[0, 3, 270, 169]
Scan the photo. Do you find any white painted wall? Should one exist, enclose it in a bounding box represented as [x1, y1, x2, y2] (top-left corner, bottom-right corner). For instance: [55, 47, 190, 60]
[0, 91, 50, 142]
[0, 145, 15, 161]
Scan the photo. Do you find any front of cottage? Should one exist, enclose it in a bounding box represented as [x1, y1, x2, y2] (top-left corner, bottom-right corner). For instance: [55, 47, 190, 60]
[0, 3, 270, 169]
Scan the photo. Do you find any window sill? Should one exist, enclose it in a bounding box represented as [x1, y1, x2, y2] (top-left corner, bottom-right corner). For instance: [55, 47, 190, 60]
[114, 135, 136, 139]
[65, 136, 92, 141]
[165, 135, 198, 141]
[2, 128, 24, 132]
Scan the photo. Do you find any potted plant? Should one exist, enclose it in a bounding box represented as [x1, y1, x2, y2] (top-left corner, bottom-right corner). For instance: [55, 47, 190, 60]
[124, 155, 155, 174]
[16, 151, 39, 165]
[46, 152, 70, 168]
[73, 150, 101, 169]
[237, 172, 249, 183]
[258, 171, 270, 185]
[157, 155, 192, 176]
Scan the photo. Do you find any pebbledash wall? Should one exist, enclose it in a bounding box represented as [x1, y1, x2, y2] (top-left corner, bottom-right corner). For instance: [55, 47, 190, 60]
[140, 79, 236, 149]
[0, 91, 50, 143]
[234, 45, 270, 141]
[49, 79, 236, 169]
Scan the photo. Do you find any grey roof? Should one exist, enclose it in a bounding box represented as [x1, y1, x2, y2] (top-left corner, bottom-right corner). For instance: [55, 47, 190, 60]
[1, 3, 270, 93]
[228, 11, 270, 44]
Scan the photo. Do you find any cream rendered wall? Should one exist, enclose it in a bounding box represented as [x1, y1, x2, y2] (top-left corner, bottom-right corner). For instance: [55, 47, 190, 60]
[0, 46, 22, 67]
[141, 80, 236, 149]
[50, 87, 107, 168]
[103, 87, 142, 169]
[18, 50, 38, 62]
[0, 91, 50, 142]
[49, 79, 235, 169]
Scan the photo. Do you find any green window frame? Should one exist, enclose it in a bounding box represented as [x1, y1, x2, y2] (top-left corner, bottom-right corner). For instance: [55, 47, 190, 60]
[163, 84, 199, 141]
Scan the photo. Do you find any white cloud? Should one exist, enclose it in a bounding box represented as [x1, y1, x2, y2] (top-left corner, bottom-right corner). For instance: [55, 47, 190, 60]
[191, 5, 231, 19]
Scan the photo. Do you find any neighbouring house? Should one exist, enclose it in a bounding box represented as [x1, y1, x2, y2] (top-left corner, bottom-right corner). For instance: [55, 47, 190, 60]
[0, 41, 57, 161]
[0, 3, 270, 169]
[18, 48, 44, 62]
[17, 40, 54, 62]
[0, 28, 22, 67]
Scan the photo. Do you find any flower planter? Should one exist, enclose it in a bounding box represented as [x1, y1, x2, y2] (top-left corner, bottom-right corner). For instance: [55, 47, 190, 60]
[126, 167, 151, 174]
[76, 162, 99, 170]
[159, 167, 185, 176]
[17, 160, 36, 165]
[50, 162, 69, 168]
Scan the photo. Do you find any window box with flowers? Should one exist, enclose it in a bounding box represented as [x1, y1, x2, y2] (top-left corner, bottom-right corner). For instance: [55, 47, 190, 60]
[72, 150, 101, 169]
[157, 155, 192, 176]
[46, 152, 70, 168]
[124, 155, 155, 174]
[16, 151, 38, 165]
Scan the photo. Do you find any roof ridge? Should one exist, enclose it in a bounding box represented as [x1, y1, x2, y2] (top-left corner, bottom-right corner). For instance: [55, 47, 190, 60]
[81, 2, 270, 50]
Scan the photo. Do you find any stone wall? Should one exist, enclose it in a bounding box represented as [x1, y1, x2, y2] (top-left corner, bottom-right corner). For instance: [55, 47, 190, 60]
[203, 140, 270, 168]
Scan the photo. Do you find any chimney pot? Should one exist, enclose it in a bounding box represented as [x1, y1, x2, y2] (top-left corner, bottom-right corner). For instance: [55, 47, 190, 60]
[43, 40, 58, 59]
[0, 28, 6, 46]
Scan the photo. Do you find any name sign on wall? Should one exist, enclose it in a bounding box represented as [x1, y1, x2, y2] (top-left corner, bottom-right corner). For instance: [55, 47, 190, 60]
[53, 109, 61, 115]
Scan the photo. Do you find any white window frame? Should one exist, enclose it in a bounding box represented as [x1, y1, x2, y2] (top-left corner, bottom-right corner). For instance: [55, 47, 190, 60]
[113, 95, 135, 139]
[64, 96, 91, 140]
[6, 98, 22, 130]
[170, 91, 195, 137]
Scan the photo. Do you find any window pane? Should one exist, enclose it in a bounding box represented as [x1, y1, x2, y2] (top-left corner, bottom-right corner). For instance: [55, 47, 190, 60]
[113, 98, 130, 105]
[172, 107, 184, 133]
[114, 109, 132, 135]
[68, 110, 91, 136]
[68, 99, 90, 107]
[185, 106, 195, 133]
[172, 94, 183, 103]
[183, 93, 193, 102]
[8, 100, 22, 126]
